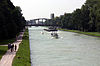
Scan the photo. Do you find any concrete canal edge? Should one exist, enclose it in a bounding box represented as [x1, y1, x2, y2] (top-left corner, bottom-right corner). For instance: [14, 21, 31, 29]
[12, 29, 31, 66]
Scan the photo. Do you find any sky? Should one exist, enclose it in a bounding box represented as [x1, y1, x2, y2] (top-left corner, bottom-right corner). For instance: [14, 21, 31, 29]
[11, 0, 86, 20]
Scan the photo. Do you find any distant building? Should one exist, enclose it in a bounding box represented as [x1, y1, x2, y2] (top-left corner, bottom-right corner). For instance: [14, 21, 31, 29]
[51, 13, 54, 19]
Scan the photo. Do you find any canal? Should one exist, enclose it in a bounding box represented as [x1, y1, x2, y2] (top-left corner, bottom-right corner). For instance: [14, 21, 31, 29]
[29, 26, 100, 66]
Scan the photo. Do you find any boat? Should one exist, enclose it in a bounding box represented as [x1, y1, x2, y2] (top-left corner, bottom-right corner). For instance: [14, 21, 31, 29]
[44, 26, 58, 32]
[51, 33, 59, 39]
[44, 29, 58, 32]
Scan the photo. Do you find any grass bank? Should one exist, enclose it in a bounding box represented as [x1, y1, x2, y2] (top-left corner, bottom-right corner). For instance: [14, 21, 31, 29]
[59, 29, 100, 37]
[12, 29, 31, 66]
[0, 46, 8, 59]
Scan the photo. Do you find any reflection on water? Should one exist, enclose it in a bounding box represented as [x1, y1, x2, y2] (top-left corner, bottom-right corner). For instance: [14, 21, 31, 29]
[29, 26, 100, 66]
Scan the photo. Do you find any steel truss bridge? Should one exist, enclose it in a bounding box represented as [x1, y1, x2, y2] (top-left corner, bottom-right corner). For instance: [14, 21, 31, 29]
[26, 18, 58, 26]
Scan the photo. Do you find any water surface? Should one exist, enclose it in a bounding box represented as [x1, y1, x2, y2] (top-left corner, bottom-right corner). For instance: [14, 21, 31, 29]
[29, 26, 100, 66]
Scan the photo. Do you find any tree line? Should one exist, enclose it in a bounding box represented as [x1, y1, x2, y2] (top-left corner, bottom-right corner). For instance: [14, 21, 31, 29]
[0, 0, 26, 40]
[52, 0, 100, 32]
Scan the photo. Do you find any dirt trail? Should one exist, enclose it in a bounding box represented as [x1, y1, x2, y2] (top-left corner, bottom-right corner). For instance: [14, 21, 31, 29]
[0, 32, 24, 66]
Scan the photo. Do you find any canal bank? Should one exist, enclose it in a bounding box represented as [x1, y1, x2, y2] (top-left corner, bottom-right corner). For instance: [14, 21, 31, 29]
[12, 29, 31, 66]
[59, 29, 100, 37]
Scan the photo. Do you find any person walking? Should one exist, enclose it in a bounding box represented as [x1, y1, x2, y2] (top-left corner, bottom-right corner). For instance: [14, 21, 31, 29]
[8, 43, 11, 49]
[15, 44, 17, 51]
[11, 44, 14, 52]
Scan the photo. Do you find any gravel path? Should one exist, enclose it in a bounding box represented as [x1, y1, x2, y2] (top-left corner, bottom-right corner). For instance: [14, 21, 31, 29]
[0, 32, 24, 66]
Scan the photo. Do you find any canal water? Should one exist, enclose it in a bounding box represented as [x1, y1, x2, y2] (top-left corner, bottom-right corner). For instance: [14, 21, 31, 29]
[29, 26, 100, 66]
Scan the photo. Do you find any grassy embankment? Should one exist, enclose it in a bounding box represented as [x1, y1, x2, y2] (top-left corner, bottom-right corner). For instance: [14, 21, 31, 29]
[12, 29, 31, 66]
[0, 46, 8, 59]
[60, 29, 100, 37]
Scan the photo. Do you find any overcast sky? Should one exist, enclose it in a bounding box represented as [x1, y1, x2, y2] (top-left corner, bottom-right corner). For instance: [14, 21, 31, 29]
[11, 0, 86, 20]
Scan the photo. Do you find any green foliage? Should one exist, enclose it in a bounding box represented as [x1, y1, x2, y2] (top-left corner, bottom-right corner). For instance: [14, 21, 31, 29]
[0, 0, 26, 40]
[54, 0, 100, 32]
[22, 30, 29, 39]
[12, 30, 31, 66]
[0, 46, 8, 59]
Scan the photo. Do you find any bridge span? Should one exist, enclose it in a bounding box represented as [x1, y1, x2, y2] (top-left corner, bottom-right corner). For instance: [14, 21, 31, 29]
[26, 18, 58, 26]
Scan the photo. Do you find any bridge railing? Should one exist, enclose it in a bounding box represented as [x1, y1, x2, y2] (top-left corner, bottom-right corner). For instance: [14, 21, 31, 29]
[25, 24, 59, 26]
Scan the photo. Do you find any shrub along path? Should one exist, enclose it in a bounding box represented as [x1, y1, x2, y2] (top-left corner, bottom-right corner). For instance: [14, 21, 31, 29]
[0, 32, 24, 66]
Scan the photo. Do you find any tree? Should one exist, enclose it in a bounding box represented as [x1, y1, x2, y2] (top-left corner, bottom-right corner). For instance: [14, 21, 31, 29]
[0, 0, 26, 40]
[53, 0, 100, 32]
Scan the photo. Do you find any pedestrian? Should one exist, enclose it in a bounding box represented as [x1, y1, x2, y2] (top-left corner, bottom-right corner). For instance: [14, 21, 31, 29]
[8, 43, 11, 49]
[11, 44, 12, 52]
[11, 44, 14, 52]
[15, 44, 17, 51]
